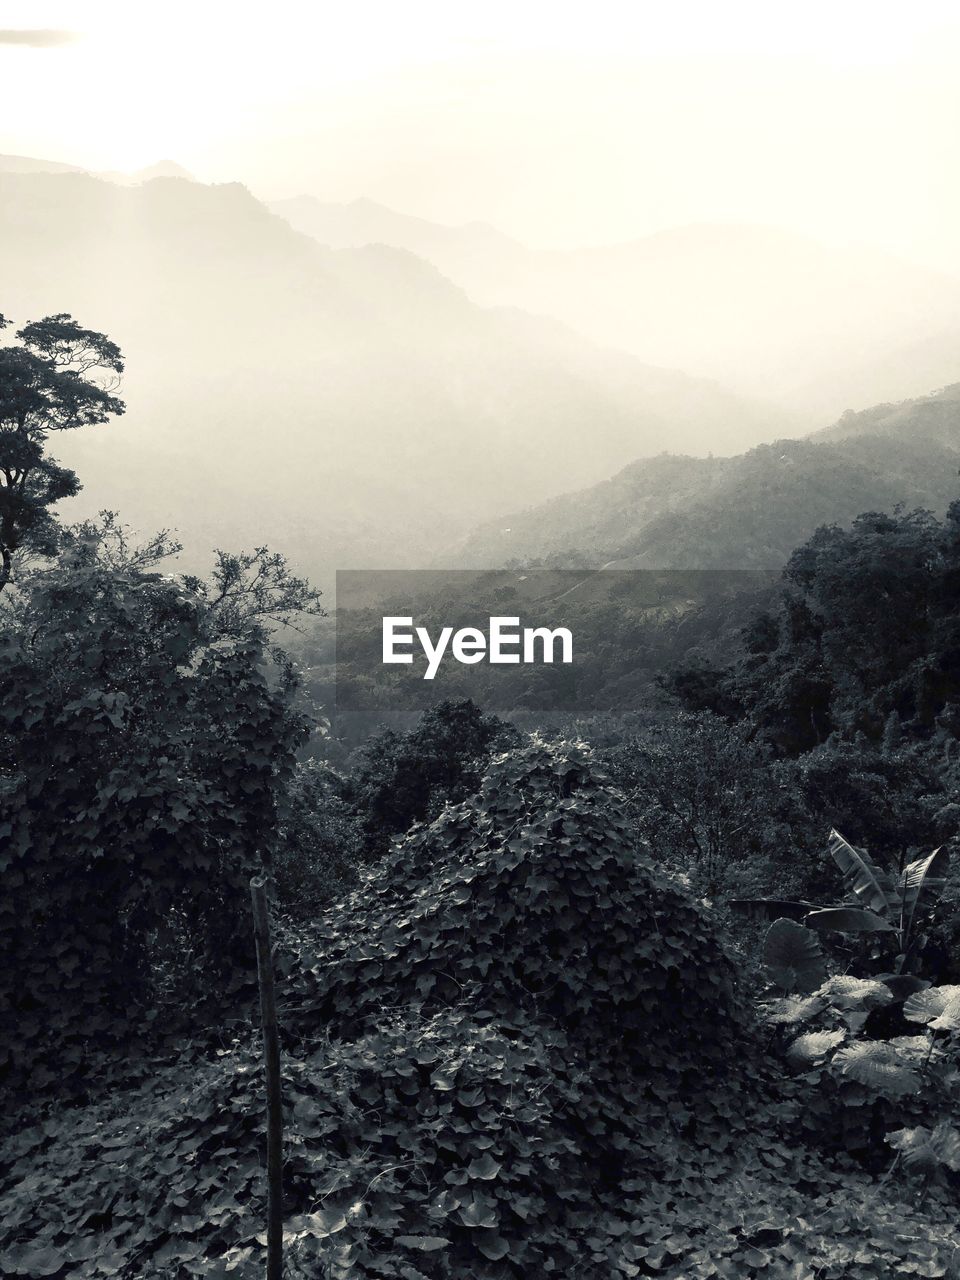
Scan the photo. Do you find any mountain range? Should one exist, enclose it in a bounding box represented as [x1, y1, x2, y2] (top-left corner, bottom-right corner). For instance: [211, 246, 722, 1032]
[454, 384, 960, 569]
[274, 196, 960, 423]
[5, 161, 960, 586]
[0, 168, 781, 581]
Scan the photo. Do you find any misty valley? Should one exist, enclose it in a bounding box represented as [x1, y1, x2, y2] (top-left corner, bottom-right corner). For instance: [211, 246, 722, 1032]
[4, 25, 960, 1277]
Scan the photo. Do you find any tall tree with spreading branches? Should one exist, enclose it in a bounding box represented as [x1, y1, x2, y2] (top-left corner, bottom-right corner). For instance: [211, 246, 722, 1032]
[0, 312, 124, 591]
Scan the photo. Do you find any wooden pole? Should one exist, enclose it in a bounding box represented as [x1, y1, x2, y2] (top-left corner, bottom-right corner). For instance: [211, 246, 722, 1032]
[251, 875, 283, 1280]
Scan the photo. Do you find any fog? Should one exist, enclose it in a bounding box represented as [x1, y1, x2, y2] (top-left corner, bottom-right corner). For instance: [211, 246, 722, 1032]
[4, 2, 960, 268]
[1, 3, 959, 581]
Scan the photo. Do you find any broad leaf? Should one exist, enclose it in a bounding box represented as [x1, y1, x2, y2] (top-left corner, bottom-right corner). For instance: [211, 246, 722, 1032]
[903, 985, 960, 1025]
[898, 846, 949, 941]
[833, 1042, 921, 1097]
[763, 918, 826, 993]
[804, 907, 896, 934]
[396, 1237, 450, 1251]
[878, 974, 929, 1002]
[787, 1029, 845, 1065]
[763, 994, 826, 1025]
[817, 975, 893, 1011]
[828, 829, 892, 916]
[888, 1035, 935, 1060]
[888, 1123, 960, 1174]
[929, 993, 960, 1033]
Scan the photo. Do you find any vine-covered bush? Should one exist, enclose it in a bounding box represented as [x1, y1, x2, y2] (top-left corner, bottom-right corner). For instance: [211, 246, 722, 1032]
[0, 558, 307, 1092]
[273, 760, 364, 917]
[295, 739, 746, 1058]
[4, 739, 958, 1279]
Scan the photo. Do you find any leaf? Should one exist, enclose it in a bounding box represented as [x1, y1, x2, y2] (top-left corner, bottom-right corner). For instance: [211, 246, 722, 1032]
[878, 974, 929, 1002]
[787, 1029, 846, 1065]
[827, 829, 892, 916]
[763, 918, 826, 993]
[833, 1042, 921, 1097]
[888, 1123, 960, 1174]
[396, 1237, 449, 1251]
[457, 1199, 498, 1229]
[804, 907, 897, 934]
[0, 1245, 68, 1277]
[903, 985, 960, 1025]
[929, 994, 960, 1033]
[297, 1209, 348, 1239]
[467, 1153, 502, 1180]
[477, 1235, 510, 1261]
[889, 1035, 933, 1060]
[817, 975, 894, 1011]
[898, 846, 949, 941]
[763, 995, 826, 1025]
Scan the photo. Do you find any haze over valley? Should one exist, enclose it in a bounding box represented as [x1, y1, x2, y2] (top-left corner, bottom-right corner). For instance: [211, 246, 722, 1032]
[3, 3, 960, 585]
[2, 158, 959, 584]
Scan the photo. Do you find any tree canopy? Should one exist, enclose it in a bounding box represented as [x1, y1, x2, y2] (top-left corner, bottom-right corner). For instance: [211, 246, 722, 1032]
[0, 313, 125, 590]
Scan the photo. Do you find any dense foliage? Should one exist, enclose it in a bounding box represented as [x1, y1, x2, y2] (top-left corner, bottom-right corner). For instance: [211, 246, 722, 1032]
[3, 313, 960, 1277]
[0, 548, 308, 1091]
[5, 742, 960, 1278]
[0, 313, 124, 591]
[344, 699, 519, 854]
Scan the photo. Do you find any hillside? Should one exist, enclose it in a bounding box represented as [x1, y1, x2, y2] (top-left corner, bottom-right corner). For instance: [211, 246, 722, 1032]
[274, 197, 960, 422]
[455, 385, 960, 569]
[0, 171, 779, 580]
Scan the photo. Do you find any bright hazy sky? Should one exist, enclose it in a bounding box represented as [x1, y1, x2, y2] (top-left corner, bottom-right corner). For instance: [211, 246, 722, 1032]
[2, 1, 959, 268]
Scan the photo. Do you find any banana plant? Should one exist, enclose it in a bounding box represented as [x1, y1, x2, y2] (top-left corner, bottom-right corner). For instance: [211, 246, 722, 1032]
[733, 828, 949, 976]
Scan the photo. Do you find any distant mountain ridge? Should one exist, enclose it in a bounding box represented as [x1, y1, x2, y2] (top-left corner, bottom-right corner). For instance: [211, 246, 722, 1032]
[0, 168, 781, 580]
[0, 153, 196, 184]
[273, 195, 960, 423]
[454, 384, 960, 570]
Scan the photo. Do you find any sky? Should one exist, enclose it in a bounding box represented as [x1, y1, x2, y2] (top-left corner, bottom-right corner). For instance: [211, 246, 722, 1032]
[1, 1, 959, 268]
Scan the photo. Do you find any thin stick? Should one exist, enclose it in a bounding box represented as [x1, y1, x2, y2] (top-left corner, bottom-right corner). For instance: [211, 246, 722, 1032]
[251, 875, 283, 1280]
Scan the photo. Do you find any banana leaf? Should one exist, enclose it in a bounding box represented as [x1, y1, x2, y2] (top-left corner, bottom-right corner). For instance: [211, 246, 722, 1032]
[828, 828, 892, 916]
[898, 846, 949, 942]
[804, 906, 897, 933]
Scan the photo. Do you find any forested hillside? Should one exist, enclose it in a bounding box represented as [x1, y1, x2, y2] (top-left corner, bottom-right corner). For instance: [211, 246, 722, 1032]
[3, 311, 960, 1278]
[457, 385, 960, 568]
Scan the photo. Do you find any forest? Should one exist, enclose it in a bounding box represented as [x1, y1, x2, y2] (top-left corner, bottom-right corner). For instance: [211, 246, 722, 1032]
[2, 306, 960, 1280]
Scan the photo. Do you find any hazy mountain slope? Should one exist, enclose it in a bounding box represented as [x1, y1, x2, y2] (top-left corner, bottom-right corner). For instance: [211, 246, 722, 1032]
[814, 382, 960, 448]
[455, 387, 960, 569]
[0, 171, 778, 580]
[274, 197, 960, 422]
[0, 153, 87, 175]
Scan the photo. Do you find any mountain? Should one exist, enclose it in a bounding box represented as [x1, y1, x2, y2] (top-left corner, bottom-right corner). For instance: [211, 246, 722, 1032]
[0, 153, 86, 175]
[0, 153, 196, 184]
[0, 170, 780, 582]
[455, 384, 960, 569]
[273, 197, 960, 423]
[814, 382, 960, 449]
[130, 159, 198, 183]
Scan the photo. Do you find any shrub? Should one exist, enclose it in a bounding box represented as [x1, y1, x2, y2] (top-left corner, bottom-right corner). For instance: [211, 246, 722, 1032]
[0, 558, 307, 1091]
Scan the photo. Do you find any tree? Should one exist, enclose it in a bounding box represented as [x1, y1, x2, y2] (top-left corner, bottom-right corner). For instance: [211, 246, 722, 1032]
[673, 505, 960, 754]
[605, 712, 823, 899]
[0, 313, 124, 591]
[348, 699, 520, 855]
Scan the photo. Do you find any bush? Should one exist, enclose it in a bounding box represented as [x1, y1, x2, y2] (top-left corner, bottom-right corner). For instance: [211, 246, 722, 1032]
[346, 699, 519, 855]
[273, 760, 364, 917]
[0, 557, 307, 1091]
